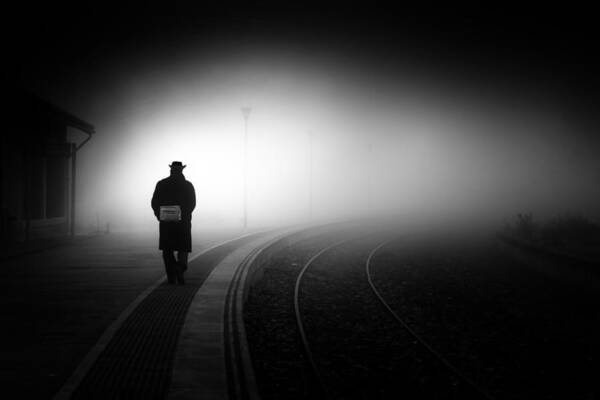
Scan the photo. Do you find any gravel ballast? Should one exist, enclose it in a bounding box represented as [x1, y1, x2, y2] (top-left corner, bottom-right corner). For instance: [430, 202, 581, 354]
[244, 233, 597, 399]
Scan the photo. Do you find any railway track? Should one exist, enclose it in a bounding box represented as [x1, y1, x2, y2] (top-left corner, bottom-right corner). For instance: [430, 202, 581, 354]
[245, 230, 595, 399]
[225, 227, 316, 400]
[293, 239, 350, 396]
[365, 240, 494, 400]
[292, 237, 494, 399]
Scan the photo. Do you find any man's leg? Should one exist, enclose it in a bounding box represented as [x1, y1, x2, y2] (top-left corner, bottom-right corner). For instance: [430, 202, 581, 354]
[162, 250, 177, 284]
[175, 251, 189, 285]
[177, 251, 189, 270]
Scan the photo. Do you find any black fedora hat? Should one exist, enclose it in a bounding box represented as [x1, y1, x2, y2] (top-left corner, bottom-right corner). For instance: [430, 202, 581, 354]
[169, 161, 186, 169]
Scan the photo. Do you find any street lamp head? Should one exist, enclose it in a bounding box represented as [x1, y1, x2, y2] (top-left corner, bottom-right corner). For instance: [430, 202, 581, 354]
[241, 106, 252, 119]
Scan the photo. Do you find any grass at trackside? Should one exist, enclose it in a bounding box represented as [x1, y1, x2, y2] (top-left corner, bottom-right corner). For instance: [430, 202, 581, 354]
[501, 213, 600, 263]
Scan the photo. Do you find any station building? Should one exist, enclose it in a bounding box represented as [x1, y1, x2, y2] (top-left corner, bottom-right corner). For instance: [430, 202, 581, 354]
[1, 90, 94, 242]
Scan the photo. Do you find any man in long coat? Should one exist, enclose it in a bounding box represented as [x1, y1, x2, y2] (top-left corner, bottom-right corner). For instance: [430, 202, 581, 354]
[151, 161, 196, 284]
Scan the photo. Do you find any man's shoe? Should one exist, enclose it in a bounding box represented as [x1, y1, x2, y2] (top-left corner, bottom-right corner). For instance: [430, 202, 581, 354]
[175, 262, 185, 285]
[167, 272, 176, 284]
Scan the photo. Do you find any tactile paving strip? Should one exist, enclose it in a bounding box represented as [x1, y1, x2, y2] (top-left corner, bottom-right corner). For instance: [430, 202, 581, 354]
[71, 236, 259, 399]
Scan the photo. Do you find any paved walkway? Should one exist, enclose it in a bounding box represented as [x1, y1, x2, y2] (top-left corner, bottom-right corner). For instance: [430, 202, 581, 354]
[0, 229, 248, 399]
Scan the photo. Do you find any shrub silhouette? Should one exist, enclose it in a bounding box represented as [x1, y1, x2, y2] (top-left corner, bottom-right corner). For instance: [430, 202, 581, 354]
[541, 215, 599, 246]
[515, 212, 535, 241]
[509, 213, 599, 247]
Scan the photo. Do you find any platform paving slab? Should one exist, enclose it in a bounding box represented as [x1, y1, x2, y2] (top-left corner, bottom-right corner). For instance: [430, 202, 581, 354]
[56, 231, 268, 399]
[0, 229, 246, 399]
[169, 231, 283, 400]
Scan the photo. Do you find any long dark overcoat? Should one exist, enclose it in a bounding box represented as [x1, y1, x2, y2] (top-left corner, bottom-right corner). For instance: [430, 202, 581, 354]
[151, 173, 196, 251]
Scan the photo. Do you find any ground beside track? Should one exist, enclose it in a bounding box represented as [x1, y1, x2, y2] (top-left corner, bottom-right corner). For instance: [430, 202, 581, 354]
[245, 233, 597, 399]
[372, 237, 597, 399]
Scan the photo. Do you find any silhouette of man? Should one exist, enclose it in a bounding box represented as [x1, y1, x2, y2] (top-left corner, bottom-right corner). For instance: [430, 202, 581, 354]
[151, 161, 196, 284]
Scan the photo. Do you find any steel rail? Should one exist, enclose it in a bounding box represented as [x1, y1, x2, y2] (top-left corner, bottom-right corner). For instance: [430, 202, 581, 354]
[225, 228, 304, 400]
[365, 240, 495, 400]
[293, 239, 349, 397]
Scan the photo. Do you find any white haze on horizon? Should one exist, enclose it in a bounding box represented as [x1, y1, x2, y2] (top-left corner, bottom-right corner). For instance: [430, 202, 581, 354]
[68, 46, 600, 234]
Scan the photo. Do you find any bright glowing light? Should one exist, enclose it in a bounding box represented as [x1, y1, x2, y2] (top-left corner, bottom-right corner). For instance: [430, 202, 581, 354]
[73, 49, 595, 232]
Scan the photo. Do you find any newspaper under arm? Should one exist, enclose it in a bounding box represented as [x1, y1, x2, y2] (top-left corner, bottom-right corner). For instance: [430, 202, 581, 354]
[159, 205, 182, 222]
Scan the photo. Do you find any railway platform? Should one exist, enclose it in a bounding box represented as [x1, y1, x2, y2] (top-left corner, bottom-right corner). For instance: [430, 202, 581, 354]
[0, 228, 280, 399]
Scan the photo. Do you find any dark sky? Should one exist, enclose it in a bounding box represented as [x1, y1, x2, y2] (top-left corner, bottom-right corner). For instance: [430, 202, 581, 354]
[7, 5, 599, 93]
[5, 4, 600, 138]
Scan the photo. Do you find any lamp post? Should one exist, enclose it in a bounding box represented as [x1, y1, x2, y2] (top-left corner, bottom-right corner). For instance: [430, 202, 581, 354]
[367, 141, 372, 210]
[308, 130, 314, 220]
[241, 106, 251, 229]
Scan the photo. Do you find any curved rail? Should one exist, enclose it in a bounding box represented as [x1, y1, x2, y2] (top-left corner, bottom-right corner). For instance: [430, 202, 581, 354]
[366, 240, 495, 400]
[227, 225, 360, 399]
[293, 239, 349, 395]
[225, 229, 305, 400]
[225, 244, 262, 400]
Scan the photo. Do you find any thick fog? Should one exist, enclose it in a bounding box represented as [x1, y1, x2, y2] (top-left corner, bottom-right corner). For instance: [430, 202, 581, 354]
[60, 42, 599, 233]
